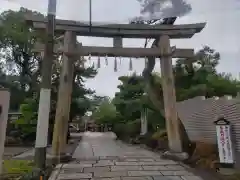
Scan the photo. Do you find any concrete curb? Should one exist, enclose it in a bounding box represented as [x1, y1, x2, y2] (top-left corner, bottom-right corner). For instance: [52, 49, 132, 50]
[48, 164, 63, 180]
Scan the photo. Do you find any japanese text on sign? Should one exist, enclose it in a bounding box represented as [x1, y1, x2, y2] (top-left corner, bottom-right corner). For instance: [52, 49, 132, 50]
[216, 125, 234, 164]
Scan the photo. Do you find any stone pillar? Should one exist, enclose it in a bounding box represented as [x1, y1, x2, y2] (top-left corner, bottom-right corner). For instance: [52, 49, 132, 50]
[141, 108, 148, 135]
[0, 89, 10, 174]
[52, 31, 76, 159]
[159, 35, 182, 153]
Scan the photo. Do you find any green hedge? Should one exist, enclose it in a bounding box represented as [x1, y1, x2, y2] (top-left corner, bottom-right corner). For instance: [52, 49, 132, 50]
[113, 119, 141, 139]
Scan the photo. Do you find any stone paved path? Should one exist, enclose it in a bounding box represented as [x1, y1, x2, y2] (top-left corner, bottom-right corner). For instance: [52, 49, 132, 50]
[49, 132, 203, 180]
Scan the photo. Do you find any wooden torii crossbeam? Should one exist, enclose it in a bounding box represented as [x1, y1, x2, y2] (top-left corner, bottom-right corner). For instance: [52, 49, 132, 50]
[25, 15, 206, 39]
[33, 43, 194, 58]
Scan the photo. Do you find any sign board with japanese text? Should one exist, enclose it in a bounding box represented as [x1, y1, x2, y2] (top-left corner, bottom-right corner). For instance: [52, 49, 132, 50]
[215, 118, 234, 165]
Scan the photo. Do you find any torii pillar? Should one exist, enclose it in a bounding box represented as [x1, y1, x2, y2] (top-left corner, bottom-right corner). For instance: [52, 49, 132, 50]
[159, 35, 182, 152]
[52, 31, 76, 160]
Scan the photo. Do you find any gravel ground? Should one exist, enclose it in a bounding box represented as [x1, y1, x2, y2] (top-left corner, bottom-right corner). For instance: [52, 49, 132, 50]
[3, 147, 31, 160]
[3, 135, 81, 161]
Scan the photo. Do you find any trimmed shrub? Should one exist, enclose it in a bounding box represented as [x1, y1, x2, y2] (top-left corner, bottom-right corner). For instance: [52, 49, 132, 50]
[151, 130, 168, 150]
[113, 123, 127, 139]
[125, 119, 141, 138]
[151, 130, 167, 140]
[186, 141, 219, 170]
[113, 119, 141, 140]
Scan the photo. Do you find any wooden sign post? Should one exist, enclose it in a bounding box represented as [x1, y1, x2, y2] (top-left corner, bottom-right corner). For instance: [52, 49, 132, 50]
[214, 117, 235, 167]
[0, 89, 10, 174]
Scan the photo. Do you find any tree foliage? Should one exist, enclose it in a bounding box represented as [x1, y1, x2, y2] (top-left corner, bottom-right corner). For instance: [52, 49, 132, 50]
[14, 98, 38, 141]
[112, 46, 240, 136]
[0, 8, 44, 92]
[92, 98, 117, 125]
[0, 8, 98, 142]
[175, 46, 240, 101]
[113, 74, 145, 121]
[0, 8, 44, 110]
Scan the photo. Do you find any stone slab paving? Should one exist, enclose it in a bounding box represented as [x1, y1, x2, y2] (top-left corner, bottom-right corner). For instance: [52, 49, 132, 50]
[49, 132, 203, 180]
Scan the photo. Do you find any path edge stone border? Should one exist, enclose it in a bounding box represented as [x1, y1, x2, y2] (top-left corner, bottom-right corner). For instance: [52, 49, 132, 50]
[48, 164, 63, 180]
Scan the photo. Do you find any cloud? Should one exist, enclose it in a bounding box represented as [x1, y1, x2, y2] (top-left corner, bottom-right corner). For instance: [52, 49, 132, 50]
[136, 0, 192, 20]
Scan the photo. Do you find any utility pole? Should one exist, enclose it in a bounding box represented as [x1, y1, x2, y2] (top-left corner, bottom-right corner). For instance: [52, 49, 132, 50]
[159, 35, 182, 153]
[34, 0, 57, 169]
[89, 0, 92, 27]
[0, 89, 10, 174]
[52, 31, 76, 161]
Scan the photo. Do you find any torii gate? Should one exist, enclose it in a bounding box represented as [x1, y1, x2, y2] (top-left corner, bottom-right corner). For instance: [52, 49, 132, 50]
[26, 14, 205, 159]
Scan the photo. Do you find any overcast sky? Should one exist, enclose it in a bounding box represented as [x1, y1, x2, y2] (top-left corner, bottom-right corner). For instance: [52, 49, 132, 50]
[1, 0, 240, 97]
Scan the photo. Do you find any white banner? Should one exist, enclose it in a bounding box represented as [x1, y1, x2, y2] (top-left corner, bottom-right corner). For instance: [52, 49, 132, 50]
[216, 125, 234, 164]
[35, 88, 51, 148]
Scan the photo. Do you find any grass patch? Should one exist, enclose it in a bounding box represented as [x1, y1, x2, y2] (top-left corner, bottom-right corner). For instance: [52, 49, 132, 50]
[2, 160, 54, 180]
[3, 160, 35, 175]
